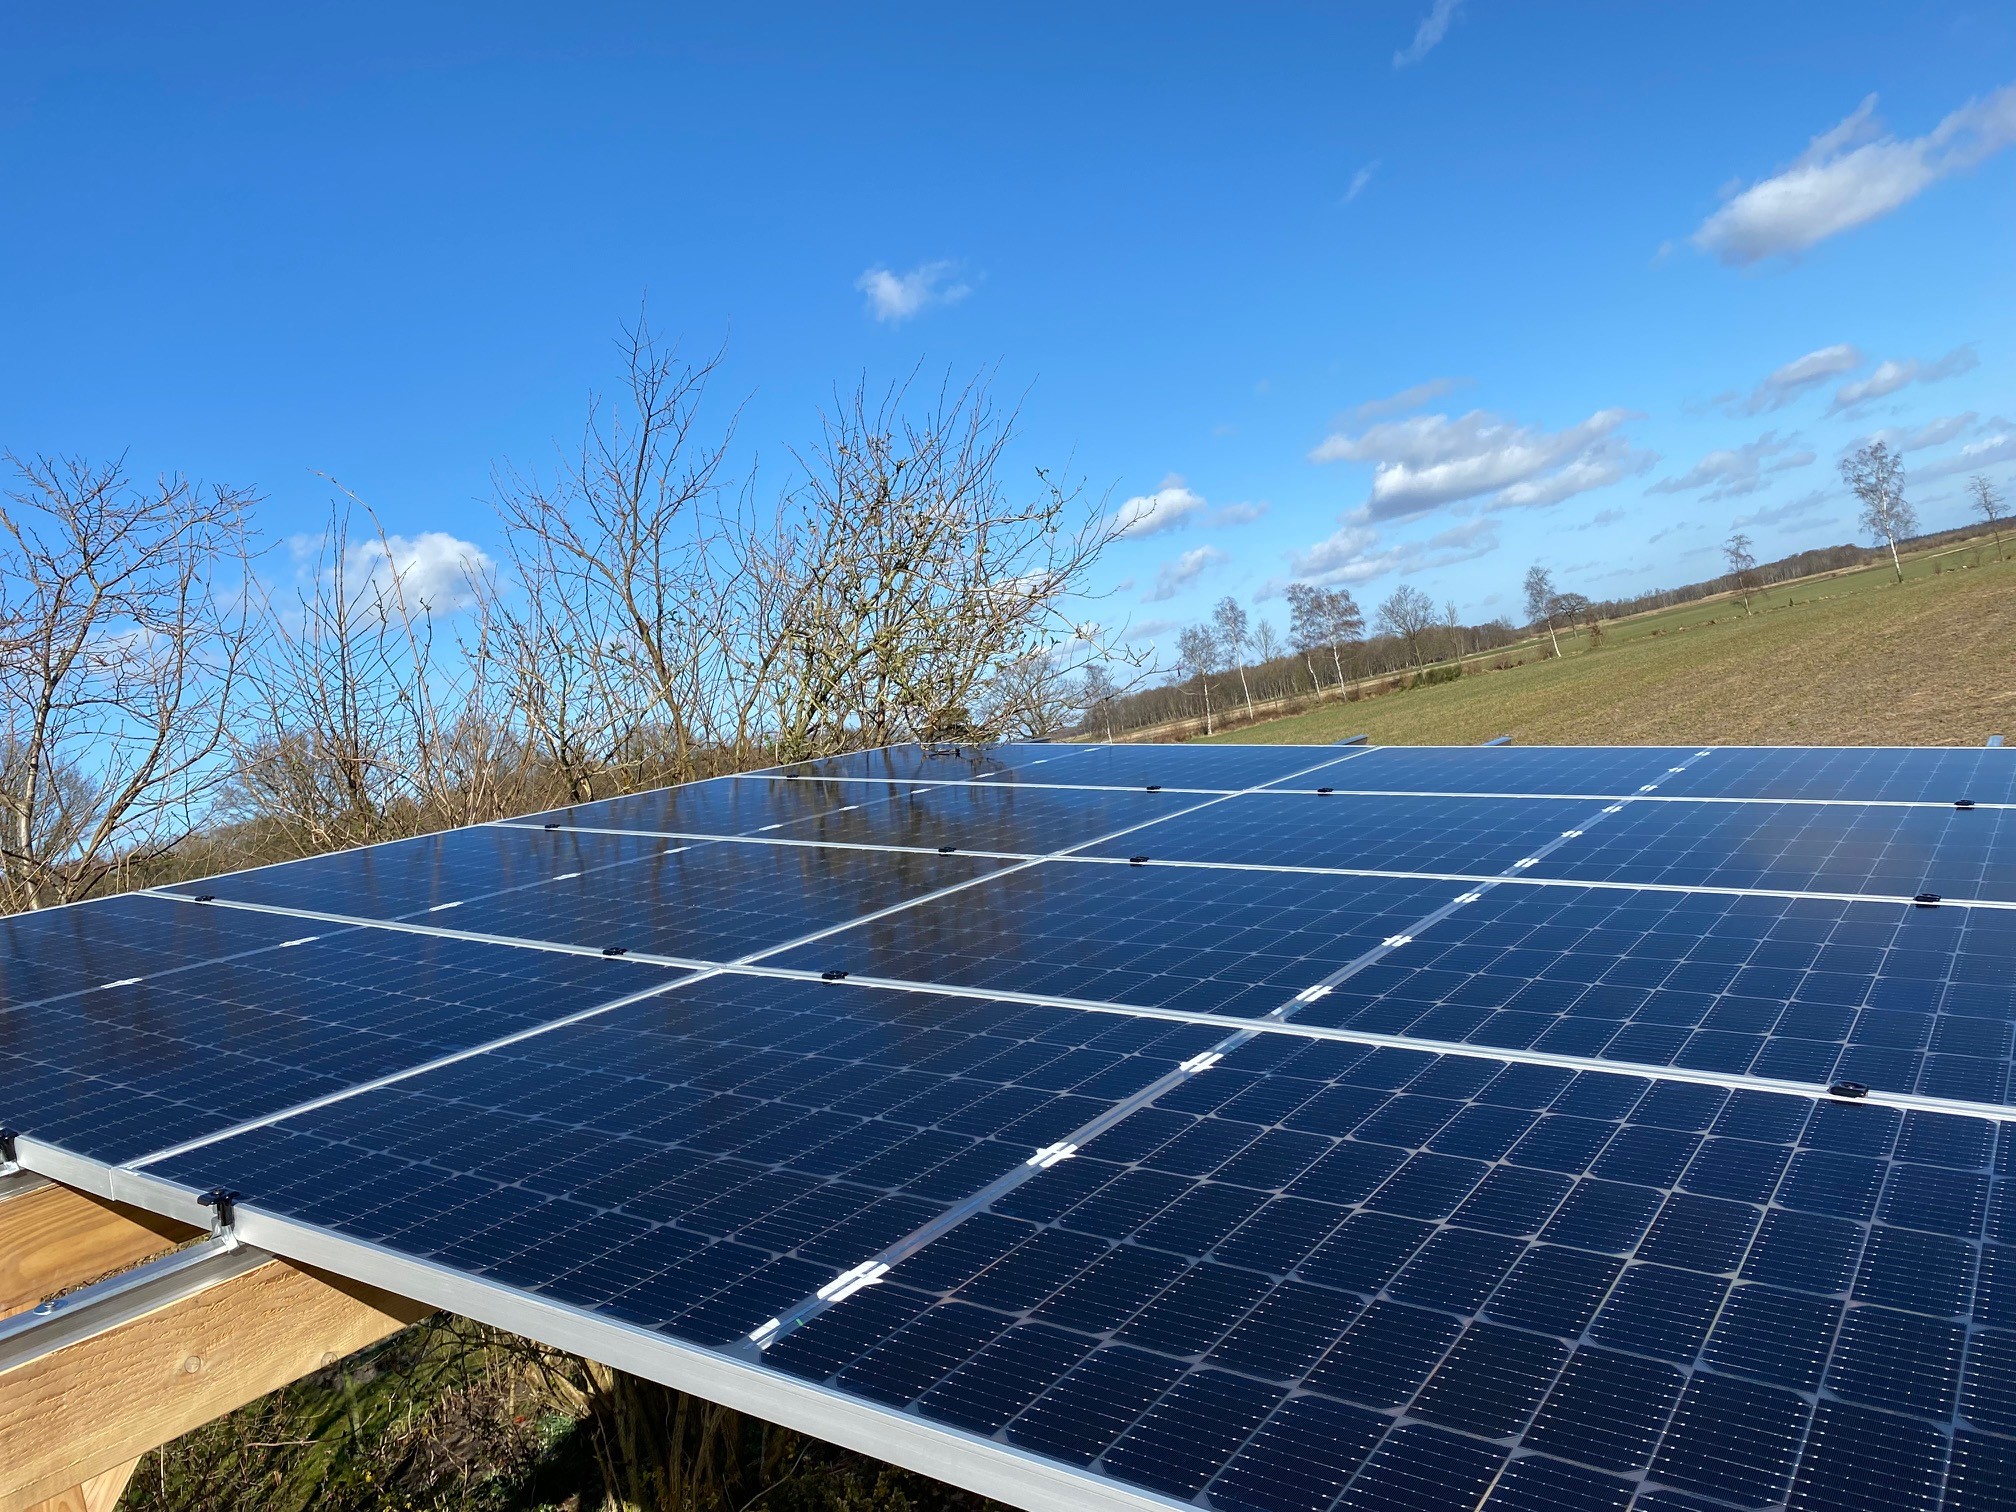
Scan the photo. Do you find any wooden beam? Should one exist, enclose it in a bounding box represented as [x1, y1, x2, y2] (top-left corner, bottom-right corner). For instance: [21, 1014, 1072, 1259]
[0, 1252, 429, 1512]
[0, 1179, 199, 1321]
[22, 1461, 137, 1512]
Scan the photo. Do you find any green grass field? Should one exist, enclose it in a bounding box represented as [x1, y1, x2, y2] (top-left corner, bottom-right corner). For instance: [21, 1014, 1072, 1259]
[1203, 537, 2015, 747]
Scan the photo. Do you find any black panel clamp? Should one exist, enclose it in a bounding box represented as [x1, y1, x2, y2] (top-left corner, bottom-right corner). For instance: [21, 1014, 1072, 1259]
[937, 846, 958, 855]
[198, 1188, 242, 1236]
[1912, 893, 1942, 907]
[1128, 855, 1150, 866]
[820, 969, 849, 982]
[602, 945, 629, 957]
[1145, 785, 1162, 793]
[0, 1126, 18, 1175]
[192, 894, 216, 903]
[1316, 787, 1335, 795]
[1955, 799, 1976, 810]
[1827, 1081, 1870, 1100]
[543, 822, 562, 830]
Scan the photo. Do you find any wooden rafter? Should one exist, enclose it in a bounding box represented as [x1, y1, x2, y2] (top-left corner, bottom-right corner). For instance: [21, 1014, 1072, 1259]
[0, 1178, 198, 1321]
[0, 1177, 430, 1512]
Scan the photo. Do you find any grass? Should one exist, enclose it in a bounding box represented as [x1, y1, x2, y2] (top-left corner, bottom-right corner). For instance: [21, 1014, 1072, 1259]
[1203, 537, 2015, 747]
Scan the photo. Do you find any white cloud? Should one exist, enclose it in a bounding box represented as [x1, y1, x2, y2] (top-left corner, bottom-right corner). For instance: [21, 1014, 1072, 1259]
[1830, 345, 1978, 411]
[1345, 162, 1380, 203]
[1285, 517, 1498, 588]
[1649, 431, 1815, 501]
[1912, 423, 2016, 482]
[1146, 545, 1227, 601]
[1311, 406, 1651, 520]
[1739, 344, 1862, 414]
[1856, 412, 1979, 454]
[1343, 377, 1468, 427]
[343, 531, 492, 613]
[1733, 489, 1835, 530]
[854, 260, 972, 323]
[1111, 480, 1269, 538]
[1394, 0, 1463, 67]
[1693, 84, 2016, 265]
[1212, 501, 1269, 526]
[1112, 483, 1208, 539]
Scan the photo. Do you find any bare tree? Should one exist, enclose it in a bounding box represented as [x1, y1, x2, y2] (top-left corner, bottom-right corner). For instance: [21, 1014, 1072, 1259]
[1078, 663, 1120, 740]
[1723, 531, 1758, 615]
[1284, 582, 1365, 689]
[775, 371, 1127, 755]
[1252, 616, 1284, 668]
[1442, 599, 1465, 661]
[0, 454, 257, 910]
[1212, 596, 1255, 719]
[227, 501, 525, 855]
[1970, 474, 2007, 561]
[1522, 564, 1561, 657]
[1176, 625, 1217, 735]
[1841, 439, 1916, 583]
[1376, 582, 1437, 666]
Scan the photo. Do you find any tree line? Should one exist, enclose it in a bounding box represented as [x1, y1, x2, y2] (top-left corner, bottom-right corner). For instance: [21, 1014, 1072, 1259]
[0, 322, 1129, 912]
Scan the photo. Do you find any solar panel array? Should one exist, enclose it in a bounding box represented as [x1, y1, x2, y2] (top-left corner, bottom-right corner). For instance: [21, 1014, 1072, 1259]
[5, 739, 2015, 1512]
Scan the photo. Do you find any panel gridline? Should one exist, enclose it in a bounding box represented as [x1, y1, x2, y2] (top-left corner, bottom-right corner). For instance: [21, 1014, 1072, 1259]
[6, 740, 2014, 1512]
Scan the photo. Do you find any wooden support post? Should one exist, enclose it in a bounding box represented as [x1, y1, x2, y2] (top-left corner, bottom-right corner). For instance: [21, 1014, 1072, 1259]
[0, 1236, 430, 1512]
[0, 1178, 199, 1321]
[22, 1461, 138, 1512]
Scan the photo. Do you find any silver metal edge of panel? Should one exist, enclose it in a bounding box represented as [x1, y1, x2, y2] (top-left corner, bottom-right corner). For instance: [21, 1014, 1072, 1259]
[6, 1140, 1189, 1512]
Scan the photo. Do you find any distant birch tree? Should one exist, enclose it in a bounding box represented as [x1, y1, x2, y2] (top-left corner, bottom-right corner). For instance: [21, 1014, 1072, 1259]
[1840, 440, 1915, 582]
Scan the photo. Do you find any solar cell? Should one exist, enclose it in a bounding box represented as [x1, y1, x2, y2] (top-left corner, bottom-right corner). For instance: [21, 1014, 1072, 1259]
[518, 774, 923, 834]
[1658, 746, 2016, 805]
[164, 828, 1016, 965]
[2, 919, 677, 1162]
[8, 739, 2016, 1512]
[540, 782, 1198, 857]
[766, 860, 1463, 1019]
[142, 973, 1228, 1347]
[1078, 791, 1601, 875]
[1530, 798, 2016, 902]
[766, 1034, 2014, 1511]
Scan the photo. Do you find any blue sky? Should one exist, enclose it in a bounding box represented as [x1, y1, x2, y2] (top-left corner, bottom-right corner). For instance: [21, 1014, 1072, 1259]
[3, 3, 2011, 657]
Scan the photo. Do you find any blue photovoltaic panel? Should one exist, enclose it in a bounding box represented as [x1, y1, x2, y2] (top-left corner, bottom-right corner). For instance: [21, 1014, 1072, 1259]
[8, 739, 2016, 1512]
[1293, 885, 2016, 1102]
[1530, 799, 2016, 902]
[158, 824, 682, 918]
[966, 744, 1364, 792]
[767, 860, 1463, 1019]
[518, 775, 922, 835]
[0, 891, 332, 1009]
[145, 972, 1227, 1347]
[724, 782, 1198, 857]
[1313, 745, 1696, 796]
[765, 1032, 2016, 1512]
[167, 827, 1015, 965]
[1, 915, 669, 1162]
[1080, 792, 1594, 876]
[769, 743, 1081, 783]
[1658, 746, 2016, 805]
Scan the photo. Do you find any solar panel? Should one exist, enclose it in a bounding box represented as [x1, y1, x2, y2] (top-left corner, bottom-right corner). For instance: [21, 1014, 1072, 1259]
[6, 739, 2015, 1512]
